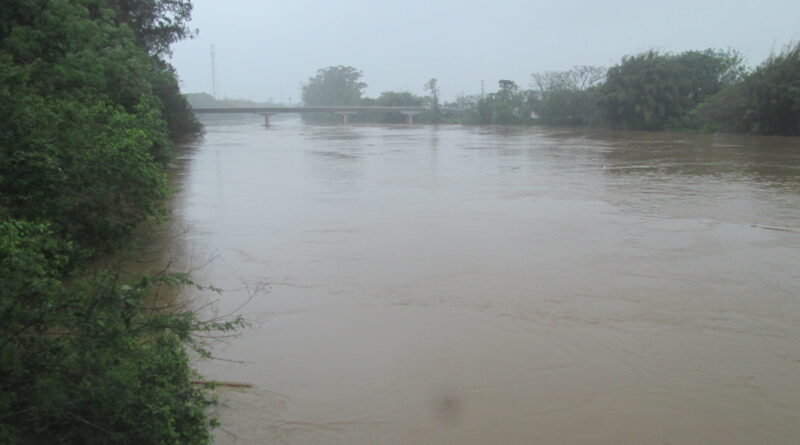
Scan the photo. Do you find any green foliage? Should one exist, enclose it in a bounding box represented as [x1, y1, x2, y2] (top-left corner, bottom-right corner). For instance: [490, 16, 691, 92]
[361, 91, 424, 123]
[532, 66, 605, 125]
[537, 88, 597, 125]
[104, 0, 195, 57]
[302, 65, 366, 107]
[0, 0, 203, 254]
[0, 1, 230, 443]
[0, 61, 170, 254]
[0, 223, 244, 443]
[692, 82, 749, 133]
[697, 42, 800, 136]
[301, 65, 366, 123]
[374, 91, 423, 107]
[3, 0, 152, 112]
[472, 80, 537, 125]
[424, 78, 440, 122]
[150, 59, 202, 140]
[597, 49, 744, 130]
[288, 44, 796, 135]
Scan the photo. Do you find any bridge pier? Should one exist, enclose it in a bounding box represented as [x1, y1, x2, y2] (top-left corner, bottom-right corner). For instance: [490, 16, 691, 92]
[262, 112, 275, 127]
[401, 111, 420, 124]
[334, 111, 357, 125]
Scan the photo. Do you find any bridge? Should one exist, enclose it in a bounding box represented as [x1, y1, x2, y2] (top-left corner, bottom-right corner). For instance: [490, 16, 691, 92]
[191, 106, 462, 126]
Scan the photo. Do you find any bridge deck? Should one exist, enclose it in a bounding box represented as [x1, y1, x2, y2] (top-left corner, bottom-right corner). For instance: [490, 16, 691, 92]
[192, 106, 460, 114]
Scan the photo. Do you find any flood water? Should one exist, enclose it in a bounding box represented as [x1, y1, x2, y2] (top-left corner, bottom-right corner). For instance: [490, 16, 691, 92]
[159, 115, 800, 444]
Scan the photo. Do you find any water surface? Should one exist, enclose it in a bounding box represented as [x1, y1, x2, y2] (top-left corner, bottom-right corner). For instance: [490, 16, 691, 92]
[162, 116, 800, 444]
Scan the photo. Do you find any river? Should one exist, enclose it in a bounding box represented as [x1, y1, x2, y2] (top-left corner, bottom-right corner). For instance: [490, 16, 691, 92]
[156, 115, 800, 444]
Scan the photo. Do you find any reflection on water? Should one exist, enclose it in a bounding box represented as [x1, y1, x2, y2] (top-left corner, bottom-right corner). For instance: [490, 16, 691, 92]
[159, 115, 800, 444]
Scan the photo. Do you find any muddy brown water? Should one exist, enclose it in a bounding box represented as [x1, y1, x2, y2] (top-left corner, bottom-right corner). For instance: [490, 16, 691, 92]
[153, 115, 800, 444]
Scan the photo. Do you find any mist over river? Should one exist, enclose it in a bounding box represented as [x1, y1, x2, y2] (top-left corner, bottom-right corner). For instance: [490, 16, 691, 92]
[155, 115, 800, 444]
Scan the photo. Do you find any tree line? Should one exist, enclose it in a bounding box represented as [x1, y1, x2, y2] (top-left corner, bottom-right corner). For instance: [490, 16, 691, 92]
[1, 1, 239, 443]
[301, 43, 800, 136]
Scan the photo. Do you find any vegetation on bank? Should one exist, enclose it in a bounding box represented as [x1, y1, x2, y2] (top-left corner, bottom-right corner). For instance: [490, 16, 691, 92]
[473, 44, 800, 135]
[1, 1, 239, 443]
[293, 43, 800, 135]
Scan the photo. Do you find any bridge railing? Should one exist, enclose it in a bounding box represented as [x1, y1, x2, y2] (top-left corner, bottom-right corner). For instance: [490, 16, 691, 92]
[191, 106, 462, 113]
[191, 106, 462, 125]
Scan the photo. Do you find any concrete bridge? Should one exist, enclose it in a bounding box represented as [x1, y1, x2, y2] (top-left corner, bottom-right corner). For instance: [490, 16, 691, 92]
[192, 106, 461, 126]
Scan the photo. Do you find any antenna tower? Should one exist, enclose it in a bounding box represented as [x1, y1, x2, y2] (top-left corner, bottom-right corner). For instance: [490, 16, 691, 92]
[210, 44, 217, 98]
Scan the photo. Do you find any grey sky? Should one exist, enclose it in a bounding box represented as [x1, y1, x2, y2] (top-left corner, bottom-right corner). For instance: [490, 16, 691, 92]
[169, 0, 800, 103]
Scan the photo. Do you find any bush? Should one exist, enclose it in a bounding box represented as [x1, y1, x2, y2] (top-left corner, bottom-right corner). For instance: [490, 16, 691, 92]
[697, 42, 800, 136]
[0, 223, 243, 443]
[0, 2, 229, 443]
[597, 49, 743, 130]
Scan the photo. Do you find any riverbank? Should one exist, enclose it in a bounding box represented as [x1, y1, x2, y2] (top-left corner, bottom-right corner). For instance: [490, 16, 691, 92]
[0, 2, 231, 442]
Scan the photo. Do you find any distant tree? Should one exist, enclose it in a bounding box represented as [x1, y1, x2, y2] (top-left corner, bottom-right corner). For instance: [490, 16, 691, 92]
[696, 42, 800, 135]
[566, 65, 607, 90]
[539, 89, 598, 125]
[372, 91, 424, 123]
[376, 91, 423, 107]
[597, 49, 743, 130]
[498, 79, 518, 95]
[677, 49, 746, 103]
[424, 78, 440, 122]
[532, 66, 605, 100]
[301, 65, 366, 106]
[531, 66, 605, 125]
[531, 71, 561, 104]
[473, 80, 536, 125]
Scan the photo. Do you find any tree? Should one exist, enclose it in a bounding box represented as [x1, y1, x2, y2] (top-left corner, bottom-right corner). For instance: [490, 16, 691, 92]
[531, 66, 605, 125]
[597, 49, 744, 130]
[0, 221, 242, 443]
[424, 78, 440, 122]
[374, 91, 422, 107]
[104, 0, 196, 57]
[371, 91, 424, 123]
[697, 42, 800, 135]
[532, 65, 605, 100]
[0, 1, 223, 442]
[0, 1, 174, 248]
[101, 0, 201, 137]
[498, 79, 518, 94]
[539, 89, 598, 125]
[301, 65, 366, 106]
[473, 80, 537, 125]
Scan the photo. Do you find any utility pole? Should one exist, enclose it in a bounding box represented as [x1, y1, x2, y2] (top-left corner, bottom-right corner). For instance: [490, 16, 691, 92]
[210, 44, 217, 98]
[481, 80, 484, 99]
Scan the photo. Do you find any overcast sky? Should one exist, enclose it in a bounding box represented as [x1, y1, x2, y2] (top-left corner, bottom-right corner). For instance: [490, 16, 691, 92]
[169, 0, 800, 103]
